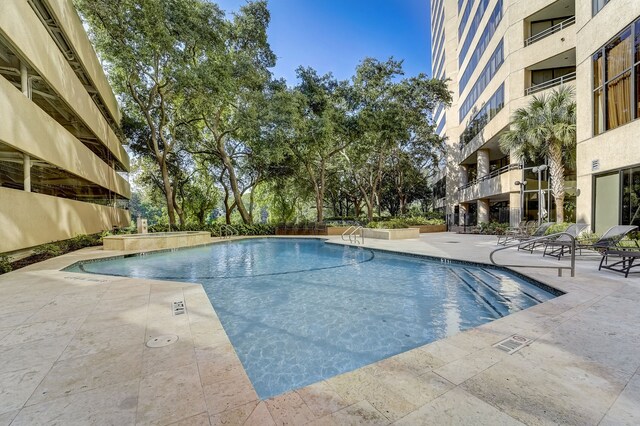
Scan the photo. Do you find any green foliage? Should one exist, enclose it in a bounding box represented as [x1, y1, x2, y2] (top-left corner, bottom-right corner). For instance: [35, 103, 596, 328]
[148, 223, 275, 236]
[365, 217, 444, 229]
[499, 86, 576, 222]
[477, 222, 510, 235]
[33, 244, 63, 258]
[0, 255, 11, 274]
[65, 234, 101, 251]
[366, 219, 411, 229]
[544, 222, 572, 235]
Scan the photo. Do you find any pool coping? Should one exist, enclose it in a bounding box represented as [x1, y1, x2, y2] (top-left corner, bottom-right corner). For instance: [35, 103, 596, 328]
[0, 233, 637, 424]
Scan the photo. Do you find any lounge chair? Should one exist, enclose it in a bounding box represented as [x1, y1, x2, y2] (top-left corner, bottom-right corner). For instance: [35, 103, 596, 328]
[599, 247, 640, 278]
[542, 223, 590, 259]
[497, 220, 538, 245]
[496, 220, 530, 245]
[576, 225, 638, 255]
[516, 222, 556, 253]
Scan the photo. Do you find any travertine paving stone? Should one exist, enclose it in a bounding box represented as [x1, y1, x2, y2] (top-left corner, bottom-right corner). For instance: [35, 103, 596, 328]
[0, 235, 639, 424]
[393, 387, 524, 425]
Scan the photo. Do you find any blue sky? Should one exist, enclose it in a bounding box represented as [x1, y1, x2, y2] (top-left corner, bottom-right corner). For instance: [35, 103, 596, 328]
[214, 0, 432, 84]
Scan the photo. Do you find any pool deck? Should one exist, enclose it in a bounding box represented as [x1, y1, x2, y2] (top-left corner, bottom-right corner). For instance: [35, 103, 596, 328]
[0, 232, 638, 425]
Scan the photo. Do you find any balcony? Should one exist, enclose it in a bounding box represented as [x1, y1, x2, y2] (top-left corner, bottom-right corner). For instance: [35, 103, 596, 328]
[525, 16, 575, 47]
[525, 71, 576, 96]
[457, 163, 522, 202]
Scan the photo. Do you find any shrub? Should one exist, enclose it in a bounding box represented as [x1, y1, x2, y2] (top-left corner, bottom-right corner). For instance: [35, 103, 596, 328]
[33, 243, 63, 258]
[545, 222, 571, 235]
[366, 218, 410, 229]
[65, 234, 100, 251]
[477, 222, 510, 235]
[0, 255, 11, 274]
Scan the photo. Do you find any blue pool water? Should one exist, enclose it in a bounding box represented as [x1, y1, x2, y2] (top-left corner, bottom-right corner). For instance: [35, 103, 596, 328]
[67, 238, 556, 399]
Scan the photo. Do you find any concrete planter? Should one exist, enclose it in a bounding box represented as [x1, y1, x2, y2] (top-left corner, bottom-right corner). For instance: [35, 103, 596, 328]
[409, 224, 447, 233]
[102, 231, 211, 251]
[362, 228, 420, 240]
[326, 226, 353, 236]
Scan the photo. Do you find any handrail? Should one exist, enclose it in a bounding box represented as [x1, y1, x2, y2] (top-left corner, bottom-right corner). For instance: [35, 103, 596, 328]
[349, 226, 364, 244]
[525, 16, 575, 46]
[342, 225, 357, 241]
[490, 231, 576, 277]
[457, 163, 522, 192]
[525, 72, 576, 96]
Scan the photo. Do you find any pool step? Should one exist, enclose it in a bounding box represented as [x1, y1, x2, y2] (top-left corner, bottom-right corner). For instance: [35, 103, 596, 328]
[456, 269, 513, 317]
[448, 268, 505, 318]
[473, 269, 546, 304]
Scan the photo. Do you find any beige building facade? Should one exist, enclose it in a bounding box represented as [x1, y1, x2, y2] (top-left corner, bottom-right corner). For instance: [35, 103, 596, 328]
[0, 0, 130, 253]
[432, 0, 640, 233]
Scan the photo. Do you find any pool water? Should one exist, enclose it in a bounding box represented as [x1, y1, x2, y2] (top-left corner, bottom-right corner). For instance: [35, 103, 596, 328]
[67, 238, 556, 399]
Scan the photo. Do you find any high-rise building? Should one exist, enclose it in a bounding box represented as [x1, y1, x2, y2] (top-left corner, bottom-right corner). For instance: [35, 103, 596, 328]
[431, 0, 640, 233]
[0, 0, 130, 253]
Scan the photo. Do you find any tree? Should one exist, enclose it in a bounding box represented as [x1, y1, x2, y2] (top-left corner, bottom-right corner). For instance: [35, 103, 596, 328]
[285, 68, 353, 222]
[186, 1, 276, 224]
[499, 85, 576, 222]
[342, 58, 451, 221]
[76, 0, 224, 227]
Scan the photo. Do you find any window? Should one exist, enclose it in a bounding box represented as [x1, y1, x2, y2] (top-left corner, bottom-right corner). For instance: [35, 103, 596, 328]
[531, 67, 576, 85]
[459, 0, 498, 66]
[458, 0, 475, 40]
[592, 21, 640, 135]
[459, 0, 503, 78]
[530, 17, 573, 38]
[593, 0, 610, 16]
[459, 83, 505, 147]
[459, 41, 504, 121]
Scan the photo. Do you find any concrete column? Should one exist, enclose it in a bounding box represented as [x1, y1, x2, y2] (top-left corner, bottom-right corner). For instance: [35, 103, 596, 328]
[459, 203, 468, 225]
[460, 165, 468, 186]
[477, 199, 490, 223]
[477, 149, 490, 178]
[509, 192, 522, 227]
[23, 153, 31, 192]
[20, 62, 30, 99]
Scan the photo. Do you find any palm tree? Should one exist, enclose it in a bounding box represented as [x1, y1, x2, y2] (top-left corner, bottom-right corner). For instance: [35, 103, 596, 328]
[499, 85, 576, 223]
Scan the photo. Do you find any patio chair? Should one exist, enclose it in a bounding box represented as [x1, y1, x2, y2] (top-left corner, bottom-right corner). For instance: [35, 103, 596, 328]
[576, 225, 638, 255]
[542, 223, 590, 259]
[496, 220, 529, 245]
[515, 222, 556, 253]
[599, 247, 640, 278]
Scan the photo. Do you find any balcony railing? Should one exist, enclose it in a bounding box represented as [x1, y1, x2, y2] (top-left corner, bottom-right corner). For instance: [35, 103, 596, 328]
[525, 71, 576, 96]
[457, 163, 522, 192]
[525, 16, 575, 46]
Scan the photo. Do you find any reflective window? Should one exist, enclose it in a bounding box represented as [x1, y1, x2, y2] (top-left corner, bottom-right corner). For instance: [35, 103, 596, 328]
[460, 37, 504, 95]
[459, 83, 505, 147]
[458, 0, 476, 40]
[459, 0, 503, 85]
[592, 21, 640, 135]
[459, 0, 492, 65]
[459, 40, 504, 121]
[593, 0, 610, 16]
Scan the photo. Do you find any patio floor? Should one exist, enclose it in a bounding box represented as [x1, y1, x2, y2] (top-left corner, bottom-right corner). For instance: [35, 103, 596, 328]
[0, 233, 638, 425]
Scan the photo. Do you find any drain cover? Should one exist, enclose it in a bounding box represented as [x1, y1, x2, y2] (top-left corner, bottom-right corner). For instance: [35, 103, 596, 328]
[493, 334, 533, 354]
[146, 335, 179, 348]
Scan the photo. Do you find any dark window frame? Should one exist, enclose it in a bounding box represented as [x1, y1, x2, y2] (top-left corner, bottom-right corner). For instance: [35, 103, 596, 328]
[592, 19, 640, 136]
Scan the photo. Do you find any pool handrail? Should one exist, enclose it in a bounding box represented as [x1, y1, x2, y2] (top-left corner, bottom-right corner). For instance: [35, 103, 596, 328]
[342, 225, 357, 241]
[490, 231, 576, 277]
[349, 226, 364, 244]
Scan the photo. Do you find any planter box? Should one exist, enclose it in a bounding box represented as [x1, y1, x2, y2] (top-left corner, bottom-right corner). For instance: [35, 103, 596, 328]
[409, 224, 447, 233]
[103, 231, 211, 251]
[326, 226, 354, 236]
[362, 228, 420, 240]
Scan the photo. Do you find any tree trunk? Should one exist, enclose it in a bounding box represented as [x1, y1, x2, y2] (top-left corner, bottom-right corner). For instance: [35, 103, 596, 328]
[217, 138, 252, 224]
[548, 140, 565, 223]
[159, 160, 176, 227]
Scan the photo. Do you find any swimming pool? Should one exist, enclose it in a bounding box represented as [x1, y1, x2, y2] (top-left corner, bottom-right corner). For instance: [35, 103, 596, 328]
[67, 238, 557, 399]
